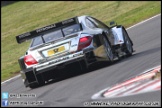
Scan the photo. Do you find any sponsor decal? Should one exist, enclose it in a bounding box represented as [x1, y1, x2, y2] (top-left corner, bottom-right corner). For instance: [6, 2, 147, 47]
[62, 18, 74, 25]
[36, 24, 56, 33]
[71, 44, 78, 47]
[19, 32, 31, 38]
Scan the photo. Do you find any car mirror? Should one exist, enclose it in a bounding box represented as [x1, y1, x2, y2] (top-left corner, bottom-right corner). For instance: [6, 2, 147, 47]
[109, 21, 117, 27]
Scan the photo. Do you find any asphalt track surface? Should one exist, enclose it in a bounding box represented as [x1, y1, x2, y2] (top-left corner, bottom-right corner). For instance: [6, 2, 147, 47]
[1, 15, 161, 107]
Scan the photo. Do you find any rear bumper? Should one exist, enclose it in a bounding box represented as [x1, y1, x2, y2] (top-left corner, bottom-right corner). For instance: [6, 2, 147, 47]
[20, 50, 98, 87]
[35, 51, 84, 71]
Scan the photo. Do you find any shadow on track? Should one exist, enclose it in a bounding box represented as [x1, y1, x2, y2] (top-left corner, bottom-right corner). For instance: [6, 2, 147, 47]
[32, 46, 160, 89]
[34, 61, 114, 89]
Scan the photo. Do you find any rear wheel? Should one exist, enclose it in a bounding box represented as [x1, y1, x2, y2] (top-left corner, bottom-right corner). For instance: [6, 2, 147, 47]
[29, 82, 39, 89]
[123, 28, 133, 56]
[103, 36, 114, 63]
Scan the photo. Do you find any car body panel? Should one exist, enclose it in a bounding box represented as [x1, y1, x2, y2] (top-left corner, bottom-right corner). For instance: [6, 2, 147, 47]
[111, 26, 125, 45]
[16, 15, 134, 88]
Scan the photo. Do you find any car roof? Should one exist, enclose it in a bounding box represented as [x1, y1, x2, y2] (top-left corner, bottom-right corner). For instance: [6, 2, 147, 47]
[77, 15, 91, 22]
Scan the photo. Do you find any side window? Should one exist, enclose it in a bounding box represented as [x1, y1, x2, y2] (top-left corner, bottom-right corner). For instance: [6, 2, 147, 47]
[85, 18, 97, 28]
[63, 24, 81, 36]
[88, 17, 109, 29]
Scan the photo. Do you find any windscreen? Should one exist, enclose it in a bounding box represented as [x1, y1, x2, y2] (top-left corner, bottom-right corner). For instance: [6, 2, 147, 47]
[30, 24, 81, 47]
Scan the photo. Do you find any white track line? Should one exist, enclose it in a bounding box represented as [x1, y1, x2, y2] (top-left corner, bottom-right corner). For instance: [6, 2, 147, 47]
[1, 74, 21, 85]
[1, 14, 161, 85]
[126, 14, 161, 30]
[103, 65, 160, 92]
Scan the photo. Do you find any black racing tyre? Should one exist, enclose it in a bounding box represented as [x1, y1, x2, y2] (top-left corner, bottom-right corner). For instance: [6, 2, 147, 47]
[29, 82, 39, 89]
[18, 56, 26, 71]
[103, 36, 114, 63]
[24, 79, 29, 87]
[123, 28, 133, 56]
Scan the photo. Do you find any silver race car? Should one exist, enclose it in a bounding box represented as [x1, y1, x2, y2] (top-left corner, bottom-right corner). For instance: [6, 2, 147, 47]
[16, 15, 134, 88]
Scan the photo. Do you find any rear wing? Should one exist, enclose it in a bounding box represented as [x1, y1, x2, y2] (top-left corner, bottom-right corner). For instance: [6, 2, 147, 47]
[16, 16, 79, 44]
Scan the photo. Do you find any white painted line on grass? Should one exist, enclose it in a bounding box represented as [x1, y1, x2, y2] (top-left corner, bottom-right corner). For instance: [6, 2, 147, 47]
[1, 14, 161, 85]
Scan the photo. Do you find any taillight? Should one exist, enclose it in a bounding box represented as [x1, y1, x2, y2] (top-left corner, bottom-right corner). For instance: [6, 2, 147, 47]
[78, 36, 92, 51]
[24, 54, 38, 66]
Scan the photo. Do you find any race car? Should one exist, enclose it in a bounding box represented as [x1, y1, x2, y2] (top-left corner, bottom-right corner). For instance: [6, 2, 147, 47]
[16, 15, 134, 88]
